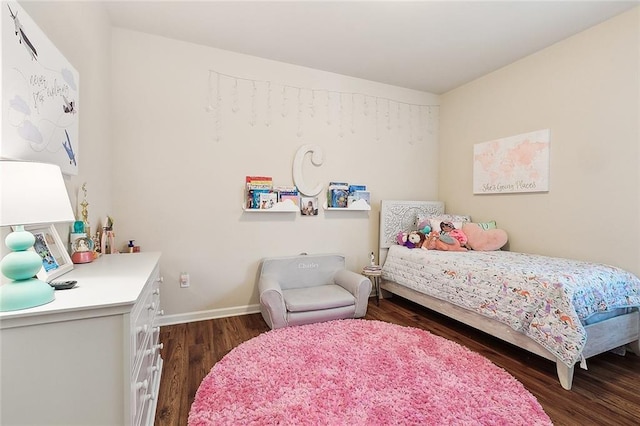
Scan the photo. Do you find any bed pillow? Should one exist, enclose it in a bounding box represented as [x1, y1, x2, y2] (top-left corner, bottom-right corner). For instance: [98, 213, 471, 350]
[462, 222, 508, 251]
[475, 220, 497, 230]
[429, 218, 465, 233]
[417, 214, 470, 232]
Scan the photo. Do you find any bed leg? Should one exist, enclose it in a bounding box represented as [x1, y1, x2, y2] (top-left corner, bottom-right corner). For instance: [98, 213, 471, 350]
[626, 339, 640, 355]
[556, 360, 574, 390]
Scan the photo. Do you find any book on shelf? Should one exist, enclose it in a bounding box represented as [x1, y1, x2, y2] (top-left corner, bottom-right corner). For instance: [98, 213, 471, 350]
[246, 176, 273, 190]
[259, 192, 278, 209]
[246, 175, 272, 183]
[330, 189, 349, 208]
[348, 184, 367, 193]
[347, 190, 370, 207]
[328, 182, 349, 190]
[273, 185, 297, 193]
[245, 176, 274, 209]
[327, 181, 348, 208]
[274, 185, 299, 206]
[247, 188, 271, 209]
[279, 193, 300, 206]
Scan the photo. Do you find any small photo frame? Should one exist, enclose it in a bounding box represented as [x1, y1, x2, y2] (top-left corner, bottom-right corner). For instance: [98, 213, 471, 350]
[19, 224, 73, 281]
[300, 197, 319, 216]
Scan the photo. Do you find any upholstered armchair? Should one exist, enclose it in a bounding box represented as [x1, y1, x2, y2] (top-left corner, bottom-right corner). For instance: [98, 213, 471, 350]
[258, 253, 372, 329]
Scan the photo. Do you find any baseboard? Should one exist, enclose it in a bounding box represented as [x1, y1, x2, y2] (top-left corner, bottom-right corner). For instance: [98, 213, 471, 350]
[156, 304, 262, 326]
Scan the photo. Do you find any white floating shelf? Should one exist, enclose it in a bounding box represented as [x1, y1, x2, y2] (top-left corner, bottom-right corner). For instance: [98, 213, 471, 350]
[323, 199, 371, 211]
[242, 199, 299, 212]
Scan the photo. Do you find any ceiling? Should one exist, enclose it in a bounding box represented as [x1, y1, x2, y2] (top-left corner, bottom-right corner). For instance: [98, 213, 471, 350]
[104, 1, 639, 94]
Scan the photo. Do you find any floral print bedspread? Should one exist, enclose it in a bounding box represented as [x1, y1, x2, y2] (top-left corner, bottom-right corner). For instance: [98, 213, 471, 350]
[382, 245, 640, 366]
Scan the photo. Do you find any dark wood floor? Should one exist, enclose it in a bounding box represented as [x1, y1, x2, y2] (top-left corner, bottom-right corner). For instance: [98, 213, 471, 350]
[155, 296, 640, 425]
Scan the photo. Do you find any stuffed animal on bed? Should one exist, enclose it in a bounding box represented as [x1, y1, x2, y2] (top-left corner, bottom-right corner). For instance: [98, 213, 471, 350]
[422, 221, 468, 252]
[423, 230, 468, 251]
[397, 230, 426, 249]
[417, 223, 431, 235]
[442, 221, 468, 246]
[396, 231, 408, 246]
[405, 230, 426, 249]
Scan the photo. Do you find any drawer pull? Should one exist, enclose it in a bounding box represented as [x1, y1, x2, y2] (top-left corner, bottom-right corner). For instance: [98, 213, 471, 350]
[136, 325, 148, 335]
[159, 310, 165, 316]
[147, 302, 157, 311]
[153, 288, 160, 295]
[136, 379, 149, 390]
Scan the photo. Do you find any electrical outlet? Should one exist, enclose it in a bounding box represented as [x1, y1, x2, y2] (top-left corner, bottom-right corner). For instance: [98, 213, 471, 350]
[179, 273, 190, 288]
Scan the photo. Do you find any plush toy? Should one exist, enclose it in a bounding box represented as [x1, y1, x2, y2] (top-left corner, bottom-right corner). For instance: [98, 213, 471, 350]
[396, 230, 426, 248]
[397, 230, 431, 249]
[423, 230, 468, 251]
[422, 221, 469, 251]
[403, 230, 426, 249]
[449, 229, 468, 246]
[396, 231, 408, 245]
[462, 223, 508, 251]
[418, 224, 431, 235]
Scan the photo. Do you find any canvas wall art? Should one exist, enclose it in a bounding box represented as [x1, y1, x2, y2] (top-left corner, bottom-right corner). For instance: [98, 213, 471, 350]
[1, 2, 79, 175]
[473, 129, 550, 194]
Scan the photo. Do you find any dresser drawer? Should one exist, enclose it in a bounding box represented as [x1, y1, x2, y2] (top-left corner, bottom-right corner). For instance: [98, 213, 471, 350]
[130, 265, 161, 368]
[148, 276, 162, 326]
[140, 354, 163, 426]
[133, 337, 163, 426]
[132, 345, 153, 426]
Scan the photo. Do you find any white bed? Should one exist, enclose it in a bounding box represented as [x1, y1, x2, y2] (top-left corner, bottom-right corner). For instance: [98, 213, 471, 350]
[378, 200, 640, 390]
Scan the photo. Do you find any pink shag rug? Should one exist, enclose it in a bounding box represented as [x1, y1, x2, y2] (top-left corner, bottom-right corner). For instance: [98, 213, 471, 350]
[189, 319, 552, 425]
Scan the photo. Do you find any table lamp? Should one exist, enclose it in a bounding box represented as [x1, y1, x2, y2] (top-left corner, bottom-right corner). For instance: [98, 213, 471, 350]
[0, 161, 75, 311]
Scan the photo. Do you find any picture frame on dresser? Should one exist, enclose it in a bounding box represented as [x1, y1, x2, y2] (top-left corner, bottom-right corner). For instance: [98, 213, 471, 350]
[21, 223, 73, 281]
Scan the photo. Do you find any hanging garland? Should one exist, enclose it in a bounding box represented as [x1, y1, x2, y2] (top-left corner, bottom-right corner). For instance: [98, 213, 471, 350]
[205, 69, 438, 143]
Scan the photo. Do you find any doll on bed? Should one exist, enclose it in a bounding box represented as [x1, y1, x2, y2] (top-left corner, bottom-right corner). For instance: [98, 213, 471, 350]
[423, 221, 468, 251]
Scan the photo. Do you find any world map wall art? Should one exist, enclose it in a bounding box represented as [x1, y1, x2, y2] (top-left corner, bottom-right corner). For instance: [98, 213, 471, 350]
[1, 2, 79, 175]
[473, 129, 550, 195]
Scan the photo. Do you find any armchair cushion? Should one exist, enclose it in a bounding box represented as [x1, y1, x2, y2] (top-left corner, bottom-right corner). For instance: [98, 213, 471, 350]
[284, 285, 355, 312]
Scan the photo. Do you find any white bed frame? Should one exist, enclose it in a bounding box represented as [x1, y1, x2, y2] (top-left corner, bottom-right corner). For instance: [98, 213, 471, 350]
[378, 200, 640, 390]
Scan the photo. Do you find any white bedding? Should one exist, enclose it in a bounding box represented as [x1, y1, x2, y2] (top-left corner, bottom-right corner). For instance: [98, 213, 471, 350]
[382, 245, 640, 366]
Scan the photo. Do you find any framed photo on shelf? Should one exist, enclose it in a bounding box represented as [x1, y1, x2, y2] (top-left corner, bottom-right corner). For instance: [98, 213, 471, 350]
[300, 197, 319, 216]
[19, 224, 73, 281]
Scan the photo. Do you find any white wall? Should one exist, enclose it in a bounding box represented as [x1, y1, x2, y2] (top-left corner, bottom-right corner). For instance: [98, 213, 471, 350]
[1, 2, 112, 273]
[110, 29, 439, 321]
[439, 7, 640, 275]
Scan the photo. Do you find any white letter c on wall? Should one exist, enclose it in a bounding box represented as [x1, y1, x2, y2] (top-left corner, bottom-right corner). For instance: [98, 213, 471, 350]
[293, 144, 324, 197]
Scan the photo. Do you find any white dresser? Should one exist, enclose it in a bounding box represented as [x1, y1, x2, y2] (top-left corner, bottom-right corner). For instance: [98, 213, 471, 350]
[0, 252, 163, 426]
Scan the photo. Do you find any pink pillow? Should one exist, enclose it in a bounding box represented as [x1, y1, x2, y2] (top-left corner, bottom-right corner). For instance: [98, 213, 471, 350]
[462, 223, 508, 251]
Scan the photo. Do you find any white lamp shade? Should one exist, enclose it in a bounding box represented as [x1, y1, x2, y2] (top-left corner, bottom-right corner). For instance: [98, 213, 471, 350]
[0, 161, 75, 226]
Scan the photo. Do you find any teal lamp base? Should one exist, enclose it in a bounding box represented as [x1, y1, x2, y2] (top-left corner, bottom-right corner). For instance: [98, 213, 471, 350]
[0, 226, 55, 312]
[0, 278, 55, 311]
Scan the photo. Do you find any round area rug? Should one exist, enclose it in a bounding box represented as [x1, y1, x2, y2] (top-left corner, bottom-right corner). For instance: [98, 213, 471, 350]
[189, 319, 552, 425]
